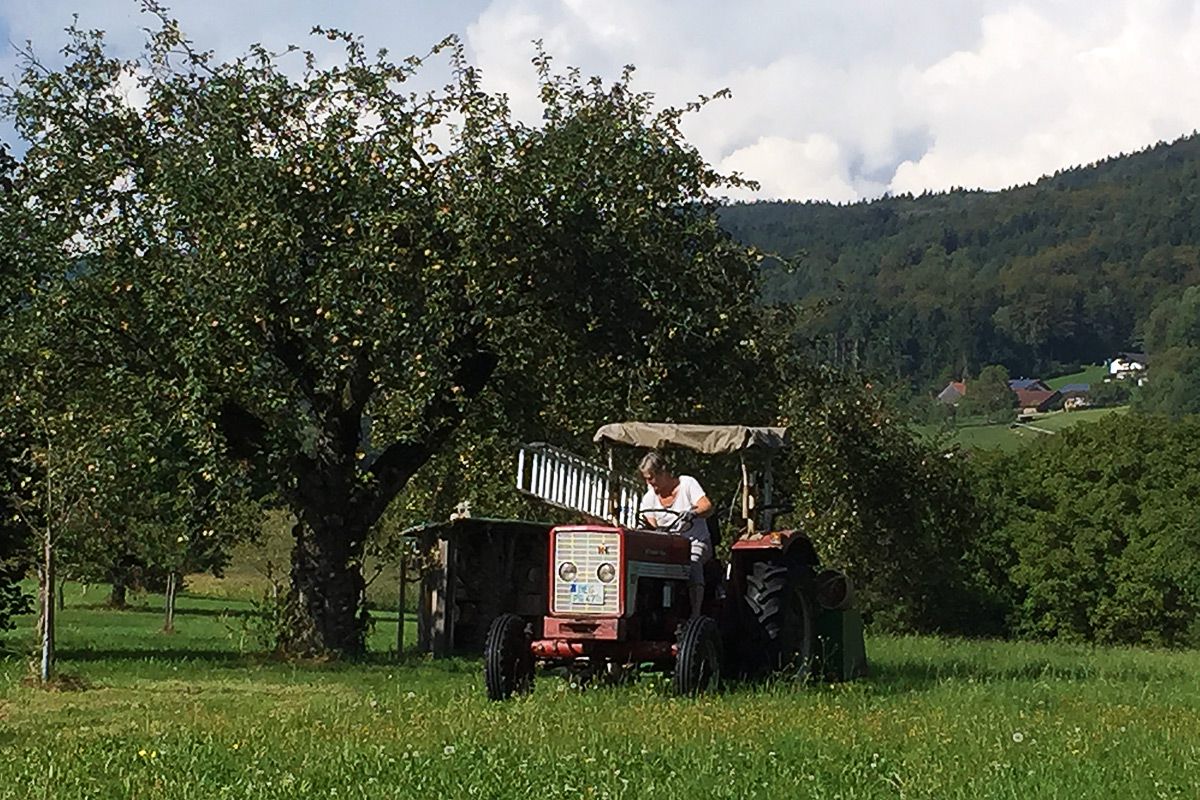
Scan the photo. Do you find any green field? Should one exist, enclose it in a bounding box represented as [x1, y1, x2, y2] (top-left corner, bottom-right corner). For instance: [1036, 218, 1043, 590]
[3, 584, 1200, 799]
[921, 405, 1129, 452]
[1046, 364, 1110, 390]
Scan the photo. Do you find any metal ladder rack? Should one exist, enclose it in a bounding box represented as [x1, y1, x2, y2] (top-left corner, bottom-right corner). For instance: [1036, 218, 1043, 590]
[515, 442, 642, 528]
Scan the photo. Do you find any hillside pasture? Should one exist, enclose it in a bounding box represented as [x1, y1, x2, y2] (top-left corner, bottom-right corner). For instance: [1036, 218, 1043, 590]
[2, 585, 1199, 799]
[919, 405, 1129, 452]
[1045, 364, 1110, 389]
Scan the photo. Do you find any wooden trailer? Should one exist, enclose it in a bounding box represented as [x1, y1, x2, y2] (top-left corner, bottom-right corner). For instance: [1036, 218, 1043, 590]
[402, 517, 552, 657]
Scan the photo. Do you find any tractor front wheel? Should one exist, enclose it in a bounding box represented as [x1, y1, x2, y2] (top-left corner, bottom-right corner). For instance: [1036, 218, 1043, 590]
[484, 613, 534, 701]
[674, 616, 722, 696]
[743, 559, 815, 679]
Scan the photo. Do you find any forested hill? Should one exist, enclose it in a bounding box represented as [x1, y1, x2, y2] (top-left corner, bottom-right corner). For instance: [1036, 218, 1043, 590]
[719, 133, 1200, 388]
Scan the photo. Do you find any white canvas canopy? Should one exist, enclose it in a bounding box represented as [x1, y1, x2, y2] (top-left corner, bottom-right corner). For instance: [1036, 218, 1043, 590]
[593, 422, 788, 455]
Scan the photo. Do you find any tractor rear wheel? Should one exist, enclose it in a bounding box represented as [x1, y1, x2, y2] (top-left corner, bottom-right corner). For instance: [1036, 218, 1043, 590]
[674, 616, 722, 696]
[743, 559, 815, 679]
[484, 613, 534, 701]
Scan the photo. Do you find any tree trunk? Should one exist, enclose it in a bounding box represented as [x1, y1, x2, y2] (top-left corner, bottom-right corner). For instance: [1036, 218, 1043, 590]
[39, 525, 55, 684]
[109, 579, 127, 609]
[288, 517, 369, 656]
[163, 572, 177, 633]
[396, 546, 407, 656]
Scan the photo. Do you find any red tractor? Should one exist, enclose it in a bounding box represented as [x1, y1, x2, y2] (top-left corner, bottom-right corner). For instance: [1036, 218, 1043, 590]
[485, 422, 867, 699]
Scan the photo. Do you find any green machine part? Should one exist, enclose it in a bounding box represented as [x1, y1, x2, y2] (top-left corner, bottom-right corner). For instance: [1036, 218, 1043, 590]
[814, 608, 869, 681]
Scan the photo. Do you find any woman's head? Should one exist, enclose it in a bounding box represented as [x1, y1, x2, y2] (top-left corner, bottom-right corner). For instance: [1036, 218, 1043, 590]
[639, 451, 675, 492]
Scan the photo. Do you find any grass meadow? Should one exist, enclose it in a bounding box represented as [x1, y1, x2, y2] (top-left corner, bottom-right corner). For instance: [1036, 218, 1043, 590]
[1045, 365, 1110, 390]
[2, 583, 1199, 799]
[921, 405, 1129, 452]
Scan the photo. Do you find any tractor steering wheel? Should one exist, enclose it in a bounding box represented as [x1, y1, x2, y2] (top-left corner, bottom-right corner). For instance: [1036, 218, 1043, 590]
[636, 506, 695, 533]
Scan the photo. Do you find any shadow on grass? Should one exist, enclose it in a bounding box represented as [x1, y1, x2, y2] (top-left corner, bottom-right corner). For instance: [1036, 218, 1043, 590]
[48, 646, 447, 672]
[863, 655, 1182, 694]
[68, 602, 405, 623]
[68, 603, 258, 619]
[55, 647, 258, 666]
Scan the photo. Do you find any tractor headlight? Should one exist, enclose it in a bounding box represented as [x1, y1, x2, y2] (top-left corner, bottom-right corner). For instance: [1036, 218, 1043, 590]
[597, 563, 616, 583]
[558, 561, 577, 581]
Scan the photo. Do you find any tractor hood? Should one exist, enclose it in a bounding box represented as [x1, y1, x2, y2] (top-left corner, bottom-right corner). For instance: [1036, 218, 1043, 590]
[593, 422, 788, 454]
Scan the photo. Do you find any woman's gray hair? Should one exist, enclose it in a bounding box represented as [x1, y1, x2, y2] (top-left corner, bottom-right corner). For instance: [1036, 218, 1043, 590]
[638, 450, 671, 475]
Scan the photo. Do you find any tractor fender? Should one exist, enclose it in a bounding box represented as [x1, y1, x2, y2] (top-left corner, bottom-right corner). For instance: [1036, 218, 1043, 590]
[730, 530, 820, 566]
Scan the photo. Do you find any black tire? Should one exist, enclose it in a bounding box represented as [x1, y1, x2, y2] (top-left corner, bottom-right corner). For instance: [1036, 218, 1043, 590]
[674, 616, 722, 696]
[743, 559, 815, 679]
[484, 613, 534, 701]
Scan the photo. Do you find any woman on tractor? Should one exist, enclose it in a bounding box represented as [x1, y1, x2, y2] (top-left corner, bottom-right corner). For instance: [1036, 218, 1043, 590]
[638, 451, 714, 619]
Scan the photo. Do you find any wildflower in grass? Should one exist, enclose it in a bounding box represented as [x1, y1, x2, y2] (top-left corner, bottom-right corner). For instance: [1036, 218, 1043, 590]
[443, 745, 456, 756]
[231, 742, 240, 751]
[1012, 732, 1024, 743]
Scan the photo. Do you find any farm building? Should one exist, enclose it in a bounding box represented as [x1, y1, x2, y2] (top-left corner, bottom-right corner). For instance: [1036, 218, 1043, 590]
[1013, 388, 1062, 414]
[937, 381, 967, 404]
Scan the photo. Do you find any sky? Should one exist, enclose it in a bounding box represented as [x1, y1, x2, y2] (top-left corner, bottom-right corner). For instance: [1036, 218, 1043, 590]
[1, 0, 1198, 203]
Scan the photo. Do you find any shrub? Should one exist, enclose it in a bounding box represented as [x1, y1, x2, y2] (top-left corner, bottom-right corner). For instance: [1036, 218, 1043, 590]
[976, 414, 1200, 646]
[778, 367, 1006, 635]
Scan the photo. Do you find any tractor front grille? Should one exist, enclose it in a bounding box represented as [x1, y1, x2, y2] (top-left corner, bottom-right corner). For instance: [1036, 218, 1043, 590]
[551, 528, 622, 616]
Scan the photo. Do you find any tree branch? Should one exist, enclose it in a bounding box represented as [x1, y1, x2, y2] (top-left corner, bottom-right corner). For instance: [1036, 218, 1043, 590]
[217, 399, 269, 461]
[360, 341, 497, 527]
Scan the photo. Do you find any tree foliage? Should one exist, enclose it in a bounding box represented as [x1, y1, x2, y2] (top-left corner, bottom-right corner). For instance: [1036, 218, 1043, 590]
[776, 366, 1003, 634]
[1137, 287, 1200, 416]
[958, 364, 1016, 424]
[0, 8, 769, 654]
[0, 145, 32, 632]
[975, 414, 1200, 646]
[0, 431, 33, 632]
[721, 135, 1200, 391]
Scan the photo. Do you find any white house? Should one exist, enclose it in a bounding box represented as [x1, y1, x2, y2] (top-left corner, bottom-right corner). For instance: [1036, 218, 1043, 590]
[1108, 352, 1148, 379]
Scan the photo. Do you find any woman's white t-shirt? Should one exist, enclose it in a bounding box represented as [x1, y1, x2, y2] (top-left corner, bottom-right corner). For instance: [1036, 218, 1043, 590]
[641, 475, 711, 546]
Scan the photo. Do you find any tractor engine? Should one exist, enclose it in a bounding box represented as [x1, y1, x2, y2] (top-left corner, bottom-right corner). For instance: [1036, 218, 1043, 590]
[545, 525, 691, 642]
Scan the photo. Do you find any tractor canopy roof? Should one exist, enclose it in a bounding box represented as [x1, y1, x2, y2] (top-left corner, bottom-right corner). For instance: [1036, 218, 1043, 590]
[593, 422, 788, 455]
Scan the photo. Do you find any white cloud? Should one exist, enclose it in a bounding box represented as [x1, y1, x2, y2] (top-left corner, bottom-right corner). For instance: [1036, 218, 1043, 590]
[3, 1, 1200, 201]
[466, 0, 1200, 200]
[890, 2, 1200, 195]
[718, 134, 858, 203]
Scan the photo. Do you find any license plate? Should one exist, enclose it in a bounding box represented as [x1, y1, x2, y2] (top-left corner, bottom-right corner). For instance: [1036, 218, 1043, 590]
[569, 582, 605, 605]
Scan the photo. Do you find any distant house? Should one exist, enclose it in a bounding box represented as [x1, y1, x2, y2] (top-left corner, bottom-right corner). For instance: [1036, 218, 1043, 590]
[1058, 383, 1091, 410]
[937, 381, 967, 405]
[1109, 352, 1149, 379]
[1013, 388, 1062, 414]
[1009, 378, 1051, 392]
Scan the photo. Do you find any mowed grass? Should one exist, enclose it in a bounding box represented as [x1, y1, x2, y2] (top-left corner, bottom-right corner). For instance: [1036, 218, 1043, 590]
[1045, 364, 1109, 389]
[3, 587, 1200, 799]
[1025, 405, 1129, 432]
[921, 405, 1130, 452]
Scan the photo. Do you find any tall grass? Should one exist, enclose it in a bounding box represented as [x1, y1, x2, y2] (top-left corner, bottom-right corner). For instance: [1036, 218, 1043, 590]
[2, 586, 1199, 798]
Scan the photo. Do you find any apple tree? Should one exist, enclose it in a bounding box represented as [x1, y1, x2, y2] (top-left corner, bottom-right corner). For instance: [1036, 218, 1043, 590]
[1, 9, 770, 655]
